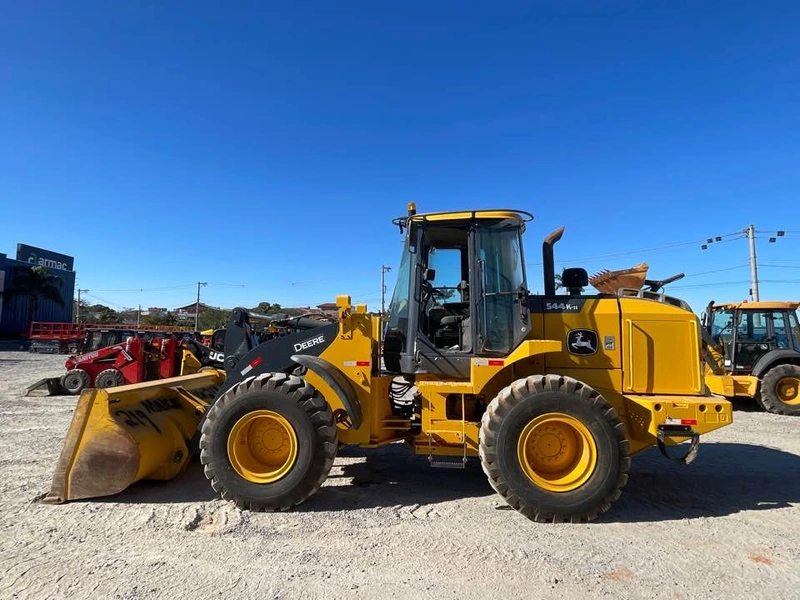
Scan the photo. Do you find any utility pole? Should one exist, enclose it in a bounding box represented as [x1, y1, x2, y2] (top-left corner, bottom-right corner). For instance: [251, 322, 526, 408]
[381, 265, 392, 315]
[76, 288, 89, 323]
[137, 304, 141, 328]
[746, 224, 759, 302]
[195, 281, 207, 331]
[702, 225, 784, 301]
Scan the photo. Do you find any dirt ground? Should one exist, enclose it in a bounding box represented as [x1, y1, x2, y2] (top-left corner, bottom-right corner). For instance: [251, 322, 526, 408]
[0, 351, 798, 600]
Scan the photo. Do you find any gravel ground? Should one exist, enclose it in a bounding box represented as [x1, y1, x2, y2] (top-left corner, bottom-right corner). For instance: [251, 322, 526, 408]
[1, 351, 798, 600]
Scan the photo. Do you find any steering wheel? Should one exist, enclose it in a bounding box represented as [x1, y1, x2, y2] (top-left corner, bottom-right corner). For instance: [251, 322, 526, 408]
[421, 279, 445, 302]
[714, 320, 733, 337]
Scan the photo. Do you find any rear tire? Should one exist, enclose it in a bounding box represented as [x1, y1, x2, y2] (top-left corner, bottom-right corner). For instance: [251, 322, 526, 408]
[199, 372, 337, 511]
[61, 369, 90, 395]
[759, 364, 800, 416]
[95, 368, 125, 389]
[479, 374, 630, 523]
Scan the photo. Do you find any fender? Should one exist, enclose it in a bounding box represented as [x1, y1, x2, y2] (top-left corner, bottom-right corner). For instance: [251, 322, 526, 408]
[290, 354, 363, 430]
[752, 349, 800, 378]
[217, 319, 339, 398]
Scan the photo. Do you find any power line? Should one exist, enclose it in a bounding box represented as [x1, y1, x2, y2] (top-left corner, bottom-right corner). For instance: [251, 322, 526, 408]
[671, 281, 749, 290]
[92, 282, 247, 292]
[672, 278, 800, 290]
[526, 232, 745, 267]
[701, 225, 790, 301]
[759, 279, 800, 284]
[679, 264, 749, 279]
[92, 284, 196, 292]
[82, 292, 125, 310]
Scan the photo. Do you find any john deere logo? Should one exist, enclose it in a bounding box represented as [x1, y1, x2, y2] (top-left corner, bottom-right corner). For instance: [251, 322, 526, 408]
[567, 329, 598, 356]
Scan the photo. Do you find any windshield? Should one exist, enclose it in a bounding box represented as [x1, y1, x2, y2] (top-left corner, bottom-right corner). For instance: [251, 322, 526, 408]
[386, 230, 414, 335]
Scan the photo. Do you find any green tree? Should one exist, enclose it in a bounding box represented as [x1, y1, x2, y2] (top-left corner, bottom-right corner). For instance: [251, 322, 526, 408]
[198, 308, 229, 330]
[6, 265, 65, 326]
[252, 301, 282, 314]
[96, 306, 121, 323]
[142, 313, 167, 326]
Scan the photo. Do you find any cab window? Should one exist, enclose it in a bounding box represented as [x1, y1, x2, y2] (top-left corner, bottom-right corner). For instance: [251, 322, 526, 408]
[426, 247, 464, 299]
[711, 309, 734, 340]
[476, 222, 527, 353]
[771, 312, 789, 348]
[736, 311, 769, 342]
[789, 311, 800, 350]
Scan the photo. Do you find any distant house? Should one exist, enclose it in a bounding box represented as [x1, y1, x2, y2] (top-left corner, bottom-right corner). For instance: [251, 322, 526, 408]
[317, 302, 338, 316]
[173, 302, 223, 321]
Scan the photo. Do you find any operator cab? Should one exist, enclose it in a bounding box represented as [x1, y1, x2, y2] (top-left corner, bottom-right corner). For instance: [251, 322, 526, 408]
[383, 205, 532, 378]
[706, 302, 800, 372]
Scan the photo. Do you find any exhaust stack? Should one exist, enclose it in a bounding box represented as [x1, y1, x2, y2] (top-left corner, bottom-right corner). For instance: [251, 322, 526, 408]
[542, 226, 565, 296]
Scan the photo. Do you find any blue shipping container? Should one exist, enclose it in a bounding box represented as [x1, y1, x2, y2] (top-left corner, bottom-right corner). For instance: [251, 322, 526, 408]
[0, 251, 75, 338]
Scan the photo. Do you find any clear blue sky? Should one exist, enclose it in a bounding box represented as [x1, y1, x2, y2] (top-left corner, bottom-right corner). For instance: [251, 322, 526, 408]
[1, 1, 799, 315]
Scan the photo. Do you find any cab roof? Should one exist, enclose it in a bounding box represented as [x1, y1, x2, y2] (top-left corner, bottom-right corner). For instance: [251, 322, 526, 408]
[409, 209, 533, 223]
[714, 301, 800, 311]
[392, 207, 535, 231]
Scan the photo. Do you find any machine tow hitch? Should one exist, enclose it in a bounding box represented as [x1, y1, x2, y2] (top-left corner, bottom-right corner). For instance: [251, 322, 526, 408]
[656, 424, 700, 465]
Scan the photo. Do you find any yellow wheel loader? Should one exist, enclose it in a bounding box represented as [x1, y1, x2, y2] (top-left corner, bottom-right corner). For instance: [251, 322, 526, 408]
[702, 301, 800, 416]
[45, 205, 732, 522]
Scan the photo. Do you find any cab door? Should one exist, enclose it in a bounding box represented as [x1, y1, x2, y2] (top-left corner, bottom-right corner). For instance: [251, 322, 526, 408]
[474, 221, 530, 355]
[732, 310, 772, 372]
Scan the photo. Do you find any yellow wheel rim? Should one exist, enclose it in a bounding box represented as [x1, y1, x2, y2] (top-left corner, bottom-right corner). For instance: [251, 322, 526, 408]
[517, 413, 597, 493]
[227, 410, 298, 483]
[776, 376, 800, 405]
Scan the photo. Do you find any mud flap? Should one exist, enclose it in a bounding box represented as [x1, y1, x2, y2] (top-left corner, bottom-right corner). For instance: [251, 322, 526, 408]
[43, 370, 224, 504]
[25, 377, 65, 397]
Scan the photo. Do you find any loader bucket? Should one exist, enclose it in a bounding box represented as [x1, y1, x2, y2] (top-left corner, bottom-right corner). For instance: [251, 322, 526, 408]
[43, 370, 224, 504]
[25, 377, 64, 397]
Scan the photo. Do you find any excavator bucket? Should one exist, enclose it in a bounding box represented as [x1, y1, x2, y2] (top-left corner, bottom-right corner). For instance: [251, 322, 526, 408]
[43, 370, 224, 504]
[589, 262, 649, 293]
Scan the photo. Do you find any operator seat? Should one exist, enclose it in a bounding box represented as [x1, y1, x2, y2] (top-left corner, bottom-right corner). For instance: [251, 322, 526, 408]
[434, 281, 471, 350]
[427, 305, 449, 330]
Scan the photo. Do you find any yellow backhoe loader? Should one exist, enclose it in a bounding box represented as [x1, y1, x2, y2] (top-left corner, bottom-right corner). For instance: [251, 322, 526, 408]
[702, 301, 800, 416]
[44, 205, 732, 522]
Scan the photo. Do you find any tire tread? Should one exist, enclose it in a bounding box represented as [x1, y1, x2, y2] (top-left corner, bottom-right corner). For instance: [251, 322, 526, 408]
[479, 374, 630, 523]
[199, 372, 337, 511]
[759, 363, 800, 416]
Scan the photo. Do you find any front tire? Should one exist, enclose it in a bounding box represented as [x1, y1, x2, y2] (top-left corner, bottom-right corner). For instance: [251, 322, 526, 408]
[61, 369, 90, 395]
[199, 372, 337, 511]
[479, 374, 630, 523]
[760, 364, 800, 416]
